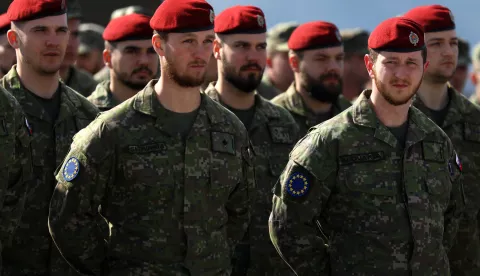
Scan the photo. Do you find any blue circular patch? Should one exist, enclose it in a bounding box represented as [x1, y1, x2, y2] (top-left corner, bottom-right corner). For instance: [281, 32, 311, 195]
[63, 157, 80, 181]
[286, 172, 310, 197]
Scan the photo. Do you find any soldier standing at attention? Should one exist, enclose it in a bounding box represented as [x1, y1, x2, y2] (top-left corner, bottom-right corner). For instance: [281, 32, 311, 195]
[204, 6, 298, 275]
[59, 0, 98, 97]
[48, 0, 254, 275]
[271, 21, 351, 137]
[0, 86, 32, 272]
[0, 14, 16, 79]
[405, 5, 480, 275]
[87, 13, 158, 111]
[340, 28, 370, 102]
[449, 38, 471, 93]
[256, 22, 298, 100]
[1, 0, 99, 274]
[269, 16, 465, 275]
[470, 43, 480, 105]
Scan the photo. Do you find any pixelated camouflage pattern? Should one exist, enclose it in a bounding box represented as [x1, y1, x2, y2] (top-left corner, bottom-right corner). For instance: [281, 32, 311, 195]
[204, 84, 299, 276]
[1, 66, 99, 276]
[48, 80, 254, 275]
[0, 86, 32, 272]
[62, 66, 98, 97]
[413, 87, 480, 275]
[271, 83, 351, 137]
[256, 75, 282, 100]
[269, 90, 465, 275]
[87, 80, 121, 111]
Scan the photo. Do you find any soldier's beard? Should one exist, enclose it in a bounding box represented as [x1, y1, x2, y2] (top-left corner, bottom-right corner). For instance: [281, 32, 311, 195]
[113, 66, 153, 90]
[375, 74, 421, 106]
[423, 69, 454, 84]
[301, 71, 342, 103]
[163, 55, 206, 88]
[222, 57, 264, 93]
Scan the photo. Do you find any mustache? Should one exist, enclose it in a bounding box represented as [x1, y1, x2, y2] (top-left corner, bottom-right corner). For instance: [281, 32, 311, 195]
[390, 78, 411, 86]
[319, 72, 341, 81]
[188, 60, 207, 66]
[240, 63, 262, 71]
[132, 66, 153, 75]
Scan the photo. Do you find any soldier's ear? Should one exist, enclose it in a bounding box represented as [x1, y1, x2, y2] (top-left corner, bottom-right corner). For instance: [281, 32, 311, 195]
[103, 49, 112, 68]
[152, 34, 165, 57]
[471, 71, 478, 85]
[213, 39, 222, 60]
[364, 54, 375, 79]
[289, 55, 300, 72]
[7, 30, 19, 49]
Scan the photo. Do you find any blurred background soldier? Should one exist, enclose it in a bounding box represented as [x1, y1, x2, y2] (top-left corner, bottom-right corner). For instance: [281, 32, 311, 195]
[76, 23, 105, 76]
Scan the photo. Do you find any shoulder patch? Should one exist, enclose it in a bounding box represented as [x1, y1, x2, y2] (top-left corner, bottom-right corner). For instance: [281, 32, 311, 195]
[285, 171, 310, 198]
[63, 157, 80, 181]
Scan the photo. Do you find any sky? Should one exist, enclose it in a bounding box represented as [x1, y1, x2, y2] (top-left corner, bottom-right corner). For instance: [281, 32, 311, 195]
[209, 0, 477, 94]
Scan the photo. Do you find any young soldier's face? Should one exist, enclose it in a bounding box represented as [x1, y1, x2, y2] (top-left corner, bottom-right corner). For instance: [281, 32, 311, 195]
[216, 33, 267, 93]
[11, 14, 69, 75]
[369, 51, 425, 106]
[108, 39, 158, 90]
[424, 29, 458, 84]
[159, 30, 215, 87]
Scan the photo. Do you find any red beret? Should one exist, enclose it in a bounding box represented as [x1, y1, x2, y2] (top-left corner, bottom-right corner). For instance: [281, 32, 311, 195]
[288, 21, 342, 51]
[0, 13, 10, 35]
[7, 0, 67, 22]
[103, 14, 153, 42]
[150, 0, 214, 33]
[404, 5, 455, 33]
[368, 17, 424, 52]
[214, 6, 266, 34]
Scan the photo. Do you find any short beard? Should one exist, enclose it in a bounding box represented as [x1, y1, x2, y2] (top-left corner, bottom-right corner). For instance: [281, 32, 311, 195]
[375, 74, 421, 106]
[222, 57, 263, 93]
[163, 55, 205, 88]
[423, 70, 452, 84]
[301, 71, 342, 103]
[113, 67, 152, 90]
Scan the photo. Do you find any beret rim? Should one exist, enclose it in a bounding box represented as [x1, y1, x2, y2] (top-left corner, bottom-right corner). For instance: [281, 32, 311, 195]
[154, 25, 214, 34]
[216, 28, 266, 35]
[106, 35, 153, 43]
[370, 45, 426, 53]
[290, 41, 343, 51]
[10, 10, 67, 23]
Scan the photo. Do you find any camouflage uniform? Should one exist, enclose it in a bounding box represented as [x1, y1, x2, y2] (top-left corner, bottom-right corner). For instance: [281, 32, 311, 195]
[269, 90, 465, 275]
[0, 87, 32, 271]
[271, 83, 351, 137]
[87, 80, 121, 111]
[48, 80, 254, 275]
[204, 84, 299, 276]
[256, 75, 281, 101]
[93, 66, 110, 83]
[413, 87, 480, 275]
[1, 66, 99, 275]
[62, 66, 98, 98]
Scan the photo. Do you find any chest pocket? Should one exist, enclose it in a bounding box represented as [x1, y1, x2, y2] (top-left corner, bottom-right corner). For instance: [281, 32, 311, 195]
[119, 143, 174, 215]
[464, 122, 480, 143]
[422, 141, 451, 197]
[0, 117, 14, 169]
[268, 125, 294, 177]
[210, 131, 241, 197]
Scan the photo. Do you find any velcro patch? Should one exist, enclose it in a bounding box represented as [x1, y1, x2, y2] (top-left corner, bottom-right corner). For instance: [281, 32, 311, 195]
[211, 132, 235, 155]
[127, 143, 167, 155]
[338, 151, 385, 166]
[422, 141, 444, 163]
[63, 157, 80, 181]
[269, 125, 294, 144]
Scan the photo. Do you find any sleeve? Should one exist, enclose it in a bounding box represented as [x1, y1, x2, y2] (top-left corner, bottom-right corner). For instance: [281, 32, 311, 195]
[48, 120, 114, 275]
[443, 150, 466, 251]
[269, 133, 336, 275]
[225, 131, 255, 250]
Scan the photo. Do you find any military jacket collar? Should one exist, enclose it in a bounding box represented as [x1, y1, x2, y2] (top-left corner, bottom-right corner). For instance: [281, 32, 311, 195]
[353, 90, 438, 148]
[1, 65, 84, 124]
[89, 80, 119, 110]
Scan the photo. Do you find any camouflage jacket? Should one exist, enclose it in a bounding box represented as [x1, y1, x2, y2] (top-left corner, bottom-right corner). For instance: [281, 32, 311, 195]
[48, 80, 255, 276]
[93, 66, 110, 83]
[0, 86, 32, 271]
[271, 83, 351, 137]
[63, 66, 98, 98]
[87, 81, 121, 111]
[469, 93, 480, 106]
[256, 75, 282, 100]
[1, 66, 99, 275]
[269, 90, 465, 275]
[204, 84, 299, 275]
[413, 87, 480, 275]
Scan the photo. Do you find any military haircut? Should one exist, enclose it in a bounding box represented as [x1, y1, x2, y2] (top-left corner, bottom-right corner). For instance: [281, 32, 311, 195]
[368, 48, 427, 64]
[289, 49, 304, 60]
[153, 30, 168, 42]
